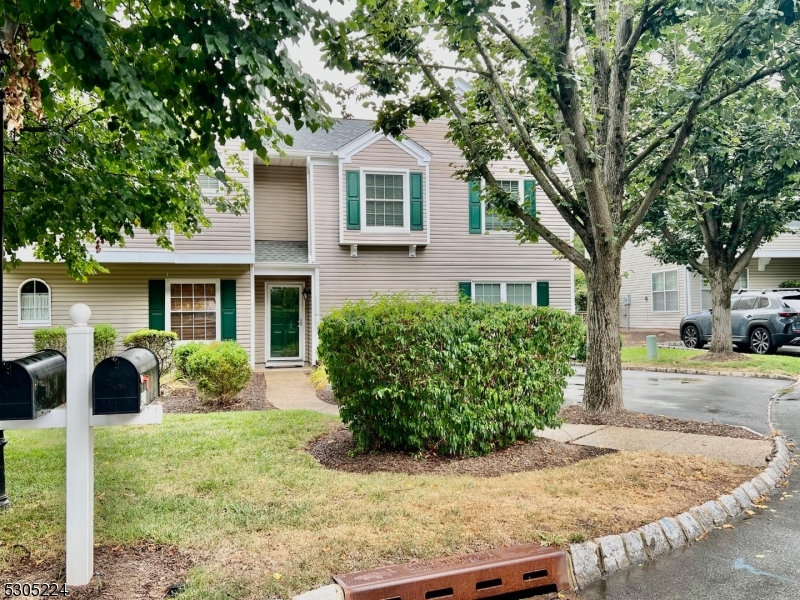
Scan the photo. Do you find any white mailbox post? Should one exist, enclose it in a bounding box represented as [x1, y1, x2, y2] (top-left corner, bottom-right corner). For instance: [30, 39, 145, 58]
[0, 304, 163, 586]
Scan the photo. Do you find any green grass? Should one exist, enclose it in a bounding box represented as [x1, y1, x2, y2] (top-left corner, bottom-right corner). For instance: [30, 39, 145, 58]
[0, 410, 759, 599]
[621, 346, 800, 376]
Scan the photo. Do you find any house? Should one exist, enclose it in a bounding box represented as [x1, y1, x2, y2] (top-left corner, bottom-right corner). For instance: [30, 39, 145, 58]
[620, 231, 800, 330]
[2, 119, 574, 366]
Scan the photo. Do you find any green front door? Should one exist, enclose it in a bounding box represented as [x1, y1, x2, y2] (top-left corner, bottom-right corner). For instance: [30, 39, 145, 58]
[270, 286, 301, 359]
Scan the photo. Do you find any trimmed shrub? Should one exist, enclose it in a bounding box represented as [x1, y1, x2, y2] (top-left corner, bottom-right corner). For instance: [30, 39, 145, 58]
[122, 329, 178, 373]
[93, 324, 118, 365]
[34, 324, 118, 365]
[187, 341, 252, 403]
[318, 295, 584, 456]
[33, 326, 67, 354]
[174, 342, 204, 378]
[780, 280, 800, 289]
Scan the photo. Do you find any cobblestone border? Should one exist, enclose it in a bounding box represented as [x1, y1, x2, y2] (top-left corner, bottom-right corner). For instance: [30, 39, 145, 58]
[567, 388, 797, 589]
[620, 365, 796, 381]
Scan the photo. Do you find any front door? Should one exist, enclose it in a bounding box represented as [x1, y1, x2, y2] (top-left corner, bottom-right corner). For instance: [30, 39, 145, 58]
[268, 284, 302, 360]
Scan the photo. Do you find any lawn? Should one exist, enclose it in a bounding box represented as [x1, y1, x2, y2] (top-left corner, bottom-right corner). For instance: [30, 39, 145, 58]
[0, 410, 758, 599]
[622, 346, 800, 377]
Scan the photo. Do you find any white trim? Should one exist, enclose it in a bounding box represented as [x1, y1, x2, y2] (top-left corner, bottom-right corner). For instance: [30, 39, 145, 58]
[265, 282, 305, 363]
[307, 157, 316, 263]
[684, 267, 692, 315]
[338, 159, 344, 245]
[338, 130, 432, 166]
[470, 281, 539, 305]
[249, 150, 255, 256]
[752, 249, 800, 258]
[267, 149, 336, 161]
[86, 251, 255, 265]
[312, 267, 320, 365]
[17, 278, 52, 327]
[570, 261, 576, 315]
[254, 263, 318, 277]
[249, 265, 256, 368]
[165, 278, 222, 342]
[758, 257, 772, 271]
[425, 163, 431, 245]
[360, 168, 411, 233]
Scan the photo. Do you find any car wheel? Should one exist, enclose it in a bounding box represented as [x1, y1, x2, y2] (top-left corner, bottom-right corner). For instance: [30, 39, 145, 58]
[749, 327, 775, 355]
[682, 325, 703, 349]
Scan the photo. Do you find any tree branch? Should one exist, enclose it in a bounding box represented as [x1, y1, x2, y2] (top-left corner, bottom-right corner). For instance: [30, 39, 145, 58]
[730, 222, 768, 283]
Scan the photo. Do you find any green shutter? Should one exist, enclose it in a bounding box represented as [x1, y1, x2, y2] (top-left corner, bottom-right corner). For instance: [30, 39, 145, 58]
[346, 170, 360, 230]
[458, 281, 472, 302]
[148, 280, 165, 331]
[468, 180, 482, 233]
[221, 280, 237, 341]
[524, 179, 536, 217]
[410, 172, 424, 230]
[536, 281, 550, 307]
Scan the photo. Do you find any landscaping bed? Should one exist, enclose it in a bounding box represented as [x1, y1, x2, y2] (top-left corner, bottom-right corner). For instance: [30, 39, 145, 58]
[160, 372, 274, 413]
[561, 406, 764, 440]
[0, 412, 762, 599]
[308, 425, 615, 476]
[621, 346, 800, 377]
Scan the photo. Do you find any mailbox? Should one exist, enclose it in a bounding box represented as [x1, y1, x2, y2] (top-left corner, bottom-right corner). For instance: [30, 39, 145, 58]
[92, 347, 159, 415]
[0, 350, 66, 420]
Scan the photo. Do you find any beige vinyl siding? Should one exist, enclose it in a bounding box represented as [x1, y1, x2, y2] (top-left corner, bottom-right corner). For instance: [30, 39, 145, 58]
[759, 232, 800, 253]
[619, 242, 687, 330]
[2, 263, 252, 361]
[254, 276, 311, 365]
[253, 165, 307, 242]
[314, 119, 572, 316]
[341, 138, 428, 245]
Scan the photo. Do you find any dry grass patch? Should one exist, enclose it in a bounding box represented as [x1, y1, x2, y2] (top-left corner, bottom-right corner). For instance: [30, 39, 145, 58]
[0, 411, 758, 599]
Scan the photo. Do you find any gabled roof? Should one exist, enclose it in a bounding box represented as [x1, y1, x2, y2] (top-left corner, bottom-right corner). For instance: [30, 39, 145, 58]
[277, 119, 374, 153]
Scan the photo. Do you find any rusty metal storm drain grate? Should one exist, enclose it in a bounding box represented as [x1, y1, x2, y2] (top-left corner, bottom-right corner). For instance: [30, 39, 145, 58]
[333, 544, 570, 600]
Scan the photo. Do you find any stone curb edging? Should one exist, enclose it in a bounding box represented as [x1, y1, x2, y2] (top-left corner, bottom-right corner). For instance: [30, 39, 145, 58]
[567, 387, 797, 590]
[620, 365, 796, 381]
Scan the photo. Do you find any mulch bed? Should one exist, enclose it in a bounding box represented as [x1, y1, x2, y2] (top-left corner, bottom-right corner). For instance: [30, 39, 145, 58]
[621, 329, 682, 347]
[0, 543, 193, 599]
[160, 372, 275, 414]
[690, 350, 751, 362]
[316, 386, 337, 406]
[308, 425, 615, 477]
[560, 405, 763, 440]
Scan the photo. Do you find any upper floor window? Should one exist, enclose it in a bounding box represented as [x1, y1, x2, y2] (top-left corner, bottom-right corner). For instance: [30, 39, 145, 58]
[701, 270, 748, 310]
[484, 180, 520, 232]
[19, 279, 51, 325]
[365, 173, 405, 229]
[198, 173, 221, 196]
[651, 270, 679, 312]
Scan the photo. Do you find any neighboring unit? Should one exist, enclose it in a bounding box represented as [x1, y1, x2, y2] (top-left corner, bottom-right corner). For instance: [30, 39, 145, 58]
[620, 233, 800, 331]
[3, 119, 573, 366]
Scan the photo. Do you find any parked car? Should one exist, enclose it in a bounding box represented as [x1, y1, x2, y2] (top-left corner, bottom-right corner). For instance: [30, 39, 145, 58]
[680, 289, 800, 354]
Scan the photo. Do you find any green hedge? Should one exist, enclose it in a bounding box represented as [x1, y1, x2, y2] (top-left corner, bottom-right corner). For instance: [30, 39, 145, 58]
[318, 295, 584, 456]
[780, 280, 800, 289]
[33, 324, 118, 365]
[174, 341, 204, 378]
[122, 329, 178, 373]
[187, 341, 252, 403]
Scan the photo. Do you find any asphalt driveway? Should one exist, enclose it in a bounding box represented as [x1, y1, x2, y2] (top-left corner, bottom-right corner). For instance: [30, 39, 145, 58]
[568, 368, 800, 600]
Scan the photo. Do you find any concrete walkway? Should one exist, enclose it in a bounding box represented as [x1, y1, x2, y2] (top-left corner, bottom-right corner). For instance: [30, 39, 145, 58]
[539, 423, 773, 467]
[259, 367, 339, 416]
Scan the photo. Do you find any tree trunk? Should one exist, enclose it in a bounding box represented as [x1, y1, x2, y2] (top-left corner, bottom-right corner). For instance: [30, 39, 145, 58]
[708, 270, 735, 353]
[583, 249, 624, 413]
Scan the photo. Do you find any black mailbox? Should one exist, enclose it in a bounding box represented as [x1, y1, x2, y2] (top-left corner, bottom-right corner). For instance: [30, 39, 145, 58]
[0, 350, 66, 420]
[92, 347, 159, 415]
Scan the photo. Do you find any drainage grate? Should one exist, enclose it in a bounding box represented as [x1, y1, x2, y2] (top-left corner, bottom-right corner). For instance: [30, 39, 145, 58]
[333, 544, 570, 600]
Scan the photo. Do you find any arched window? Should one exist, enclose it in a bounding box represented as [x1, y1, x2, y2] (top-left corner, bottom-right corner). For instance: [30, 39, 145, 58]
[19, 279, 51, 325]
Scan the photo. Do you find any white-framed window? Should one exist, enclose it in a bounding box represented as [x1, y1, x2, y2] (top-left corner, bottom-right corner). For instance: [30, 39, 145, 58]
[701, 270, 749, 310]
[198, 173, 221, 196]
[362, 170, 409, 231]
[18, 279, 51, 326]
[473, 282, 534, 305]
[651, 270, 679, 312]
[166, 280, 220, 342]
[484, 180, 521, 232]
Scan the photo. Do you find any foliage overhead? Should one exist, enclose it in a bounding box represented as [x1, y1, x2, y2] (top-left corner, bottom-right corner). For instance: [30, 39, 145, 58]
[318, 295, 583, 456]
[0, 0, 333, 277]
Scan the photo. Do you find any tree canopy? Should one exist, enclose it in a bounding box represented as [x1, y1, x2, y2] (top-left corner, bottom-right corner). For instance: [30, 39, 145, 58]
[327, 0, 800, 411]
[1, 0, 332, 276]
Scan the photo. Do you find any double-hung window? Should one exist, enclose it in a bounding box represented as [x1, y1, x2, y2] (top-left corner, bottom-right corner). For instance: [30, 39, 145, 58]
[198, 173, 221, 196]
[364, 172, 406, 229]
[474, 282, 533, 305]
[484, 180, 520, 232]
[168, 282, 219, 341]
[651, 270, 679, 312]
[701, 270, 748, 310]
